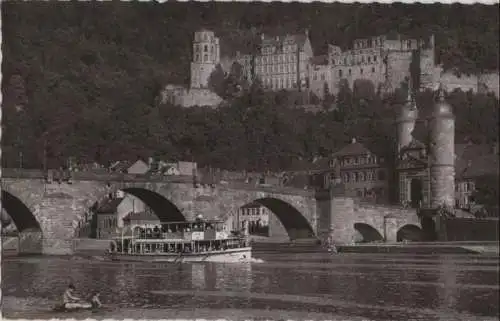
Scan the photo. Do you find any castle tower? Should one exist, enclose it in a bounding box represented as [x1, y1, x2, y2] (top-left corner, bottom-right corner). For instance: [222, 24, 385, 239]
[190, 29, 220, 89]
[429, 85, 455, 208]
[395, 80, 418, 152]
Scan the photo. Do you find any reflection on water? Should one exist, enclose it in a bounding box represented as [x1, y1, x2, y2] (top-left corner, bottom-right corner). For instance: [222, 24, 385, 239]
[2, 251, 499, 321]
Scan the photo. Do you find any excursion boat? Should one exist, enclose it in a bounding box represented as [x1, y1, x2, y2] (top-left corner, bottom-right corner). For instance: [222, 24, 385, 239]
[106, 218, 252, 263]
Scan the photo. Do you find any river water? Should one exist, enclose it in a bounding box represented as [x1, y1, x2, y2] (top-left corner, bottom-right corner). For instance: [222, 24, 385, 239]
[2, 248, 499, 320]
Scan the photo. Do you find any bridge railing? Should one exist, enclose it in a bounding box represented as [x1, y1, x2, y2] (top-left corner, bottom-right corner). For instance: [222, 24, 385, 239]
[3, 168, 312, 195]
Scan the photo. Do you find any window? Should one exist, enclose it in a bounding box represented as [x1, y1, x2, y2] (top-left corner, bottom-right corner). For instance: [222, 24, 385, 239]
[343, 173, 349, 183]
[351, 172, 357, 182]
[349, 69, 352, 75]
[356, 190, 363, 197]
[313, 73, 317, 81]
[360, 68, 363, 74]
[359, 171, 366, 181]
[195, 54, 200, 61]
[339, 70, 343, 77]
[321, 73, 325, 81]
[373, 56, 377, 62]
[204, 45, 208, 52]
[368, 56, 371, 63]
[203, 54, 208, 62]
[372, 67, 375, 73]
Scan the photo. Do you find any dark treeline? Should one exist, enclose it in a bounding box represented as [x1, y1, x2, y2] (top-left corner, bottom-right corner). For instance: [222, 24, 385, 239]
[1, 2, 499, 171]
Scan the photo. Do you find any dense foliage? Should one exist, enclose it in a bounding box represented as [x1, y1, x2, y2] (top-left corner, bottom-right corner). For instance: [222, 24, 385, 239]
[1, 2, 499, 171]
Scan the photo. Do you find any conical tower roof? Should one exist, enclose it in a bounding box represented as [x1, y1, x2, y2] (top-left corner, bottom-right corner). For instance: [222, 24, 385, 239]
[431, 84, 454, 118]
[396, 79, 418, 123]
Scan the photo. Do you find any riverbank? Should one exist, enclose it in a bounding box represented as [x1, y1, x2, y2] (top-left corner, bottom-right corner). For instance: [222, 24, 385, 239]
[338, 241, 499, 255]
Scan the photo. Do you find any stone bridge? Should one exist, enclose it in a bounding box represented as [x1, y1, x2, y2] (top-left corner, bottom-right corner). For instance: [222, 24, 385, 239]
[1, 168, 422, 255]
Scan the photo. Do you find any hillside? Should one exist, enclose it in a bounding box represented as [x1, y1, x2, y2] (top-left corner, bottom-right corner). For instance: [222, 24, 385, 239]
[1, 2, 499, 171]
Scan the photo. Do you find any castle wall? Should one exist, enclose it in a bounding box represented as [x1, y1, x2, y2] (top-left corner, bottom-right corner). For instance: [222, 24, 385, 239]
[180, 89, 223, 108]
[385, 51, 413, 92]
[478, 72, 499, 97]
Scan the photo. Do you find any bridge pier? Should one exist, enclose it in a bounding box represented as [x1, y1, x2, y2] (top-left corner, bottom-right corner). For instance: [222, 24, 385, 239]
[17, 230, 43, 255]
[383, 215, 399, 242]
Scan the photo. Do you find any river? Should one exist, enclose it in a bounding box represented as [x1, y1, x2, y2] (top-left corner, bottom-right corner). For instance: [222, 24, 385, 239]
[2, 248, 499, 320]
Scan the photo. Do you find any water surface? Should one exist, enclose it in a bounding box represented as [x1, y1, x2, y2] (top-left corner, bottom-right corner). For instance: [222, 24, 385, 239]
[2, 249, 499, 320]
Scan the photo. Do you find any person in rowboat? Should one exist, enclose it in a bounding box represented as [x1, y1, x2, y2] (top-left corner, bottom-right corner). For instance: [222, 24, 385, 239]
[91, 292, 102, 309]
[62, 284, 87, 309]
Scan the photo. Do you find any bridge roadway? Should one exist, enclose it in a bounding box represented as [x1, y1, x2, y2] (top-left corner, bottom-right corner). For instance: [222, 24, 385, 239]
[1, 168, 421, 255]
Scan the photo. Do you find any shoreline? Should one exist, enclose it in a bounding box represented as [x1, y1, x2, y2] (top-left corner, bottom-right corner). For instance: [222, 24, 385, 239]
[337, 241, 499, 255]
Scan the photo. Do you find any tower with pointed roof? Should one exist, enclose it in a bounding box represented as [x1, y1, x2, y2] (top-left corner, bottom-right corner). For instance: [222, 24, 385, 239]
[395, 79, 419, 153]
[190, 29, 221, 89]
[428, 84, 455, 208]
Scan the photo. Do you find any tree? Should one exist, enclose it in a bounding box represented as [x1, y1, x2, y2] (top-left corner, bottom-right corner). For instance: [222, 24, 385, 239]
[472, 174, 499, 217]
[207, 64, 226, 97]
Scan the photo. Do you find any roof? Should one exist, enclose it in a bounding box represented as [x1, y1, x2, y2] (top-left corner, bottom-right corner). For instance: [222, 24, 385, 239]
[123, 211, 159, 221]
[310, 55, 329, 66]
[240, 201, 263, 209]
[261, 32, 308, 50]
[456, 153, 499, 180]
[109, 160, 132, 173]
[332, 141, 373, 157]
[96, 198, 124, 214]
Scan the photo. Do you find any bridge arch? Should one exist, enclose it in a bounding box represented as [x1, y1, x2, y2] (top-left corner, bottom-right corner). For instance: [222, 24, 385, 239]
[1, 190, 43, 254]
[229, 197, 315, 240]
[1, 190, 42, 232]
[396, 224, 424, 242]
[353, 223, 384, 243]
[80, 184, 187, 238]
[120, 187, 185, 222]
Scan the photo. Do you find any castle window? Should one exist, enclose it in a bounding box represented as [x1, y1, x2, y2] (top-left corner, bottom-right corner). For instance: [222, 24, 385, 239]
[204, 45, 208, 52]
[351, 172, 357, 182]
[203, 54, 208, 62]
[361, 56, 365, 63]
[372, 67, 375, 73]
[343, 173, 349, 183]
[373, 56, 377, 62]
[368, 56, 371, 63]
[195, 54, 200, 61]
[360, 68, 363, 74]
[348, 69, 352, 75]
[339, 70, 343, 77]
[359, 172, 366, 181]
[211, 46, 214, 54]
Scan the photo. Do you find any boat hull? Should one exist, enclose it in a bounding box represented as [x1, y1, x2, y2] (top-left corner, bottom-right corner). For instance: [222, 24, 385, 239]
[109, 247, 252, 263]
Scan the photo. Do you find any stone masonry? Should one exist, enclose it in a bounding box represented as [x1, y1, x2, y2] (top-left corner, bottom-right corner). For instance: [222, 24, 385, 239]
[2, 172, 422, 254]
